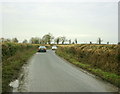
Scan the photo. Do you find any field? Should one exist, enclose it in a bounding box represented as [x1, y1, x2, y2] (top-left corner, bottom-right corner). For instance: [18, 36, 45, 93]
[56, 44, 120, 87]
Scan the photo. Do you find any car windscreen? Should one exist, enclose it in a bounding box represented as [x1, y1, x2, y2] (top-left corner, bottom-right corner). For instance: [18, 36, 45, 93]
[52, 46, 57, 47]
[39, 46, 46, 48]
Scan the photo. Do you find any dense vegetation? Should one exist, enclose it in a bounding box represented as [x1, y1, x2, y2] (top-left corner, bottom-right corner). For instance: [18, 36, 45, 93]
[2, 42, 52, 92]
[2, 43, 35, 61]
[2, 42, 120, 92]
[56, 44, 120, 87]
[2, 43, 39, 92]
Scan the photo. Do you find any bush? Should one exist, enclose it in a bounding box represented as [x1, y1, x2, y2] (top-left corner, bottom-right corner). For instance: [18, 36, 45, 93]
[56, 44, 120, 87]
[57, 44, 119, 75]
[2, 43, 37, 61]
[2, 43, 38, 92]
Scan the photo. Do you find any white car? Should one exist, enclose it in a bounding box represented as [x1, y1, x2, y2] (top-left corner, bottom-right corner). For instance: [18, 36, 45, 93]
[52, 46, 57, 50]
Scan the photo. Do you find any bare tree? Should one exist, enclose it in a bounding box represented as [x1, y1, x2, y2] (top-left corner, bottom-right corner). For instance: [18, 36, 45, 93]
[30, 37, 34, 44]
[107, 42, 109, 44]
[61, 36, 66, 44]
[69, 39, 71, 44]
[54, 37, 61, 44]
[97, 37, 103, 44]
[23, 39, 28, 43]
[12, 38, 18, 43]
[90, 41, 92, 44]
[72, 42, 75, 44]
[75, 39, 77, 44]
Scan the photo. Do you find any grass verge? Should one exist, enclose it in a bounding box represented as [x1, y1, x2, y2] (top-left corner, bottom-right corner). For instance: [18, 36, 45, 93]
[56, 49, 120, 88]
[2, 47, 37, 92]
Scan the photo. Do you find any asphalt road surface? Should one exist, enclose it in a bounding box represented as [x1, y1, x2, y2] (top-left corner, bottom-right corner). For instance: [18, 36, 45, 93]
[19, 50, 118, 92]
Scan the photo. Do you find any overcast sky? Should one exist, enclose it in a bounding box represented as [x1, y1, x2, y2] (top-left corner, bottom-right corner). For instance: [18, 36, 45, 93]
[0, 0, 118, 43]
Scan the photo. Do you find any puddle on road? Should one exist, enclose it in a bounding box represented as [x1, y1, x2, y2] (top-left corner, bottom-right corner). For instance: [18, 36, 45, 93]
[9, 63, 30, 92]
[9, 79, 19, 92]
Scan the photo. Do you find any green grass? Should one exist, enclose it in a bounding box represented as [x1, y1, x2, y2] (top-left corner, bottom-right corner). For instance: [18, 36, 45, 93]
[2, 47, 37, 92]
[2, 43, 52, 92]
[56, 49, 120, 88]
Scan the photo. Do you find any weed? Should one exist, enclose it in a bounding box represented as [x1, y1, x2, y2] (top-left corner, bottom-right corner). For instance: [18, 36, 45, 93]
[56, 44, 120, 87]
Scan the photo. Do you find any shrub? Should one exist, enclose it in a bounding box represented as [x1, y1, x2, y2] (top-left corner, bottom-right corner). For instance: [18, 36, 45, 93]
[56, 44, 120, 87]
[2, 43, 38, 92]
[56, 44, 119, 75]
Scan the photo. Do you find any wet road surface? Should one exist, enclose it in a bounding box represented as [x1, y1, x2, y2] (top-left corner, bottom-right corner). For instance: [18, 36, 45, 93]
[19, 50, 118, 92]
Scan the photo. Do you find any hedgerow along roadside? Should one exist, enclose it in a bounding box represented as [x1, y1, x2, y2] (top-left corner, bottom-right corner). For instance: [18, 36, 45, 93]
[56, 44, 120, 88]
[2, 43, 51, 92]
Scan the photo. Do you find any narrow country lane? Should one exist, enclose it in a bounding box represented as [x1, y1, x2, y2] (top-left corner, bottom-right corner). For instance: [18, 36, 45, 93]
[19, 50, 118, 92]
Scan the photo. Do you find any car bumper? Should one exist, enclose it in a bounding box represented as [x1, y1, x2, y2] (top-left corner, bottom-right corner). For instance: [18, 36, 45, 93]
[52, 49, 57, 50]
[38, 50, 46, 52]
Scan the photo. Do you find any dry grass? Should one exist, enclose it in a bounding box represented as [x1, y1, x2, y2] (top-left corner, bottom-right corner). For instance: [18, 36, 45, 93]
[56, 44, 120, 87]
[57, 44, 119, 74]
